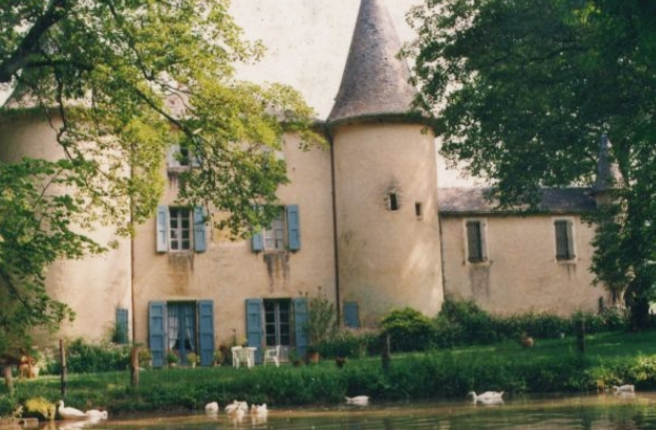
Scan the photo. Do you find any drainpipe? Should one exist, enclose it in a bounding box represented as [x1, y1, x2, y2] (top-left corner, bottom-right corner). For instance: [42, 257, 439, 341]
[327, 124, 342, 325]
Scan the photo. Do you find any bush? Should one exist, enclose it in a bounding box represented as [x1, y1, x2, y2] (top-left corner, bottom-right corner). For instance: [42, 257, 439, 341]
[380, 308, 435, 352]
[317, 328, 380, 358]
[55, 338, 131, 373]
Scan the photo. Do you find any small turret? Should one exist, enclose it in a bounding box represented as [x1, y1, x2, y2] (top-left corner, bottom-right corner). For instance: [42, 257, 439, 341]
[592, 134, 622, 206]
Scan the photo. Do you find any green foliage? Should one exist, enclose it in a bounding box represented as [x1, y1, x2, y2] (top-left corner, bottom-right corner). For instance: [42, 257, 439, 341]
[380, 307, 435, 352]
[303, 288, 337, 346]
[55, 338, 131, 374]
[407, 0, 656, 327]
[317, 328, 380, 359]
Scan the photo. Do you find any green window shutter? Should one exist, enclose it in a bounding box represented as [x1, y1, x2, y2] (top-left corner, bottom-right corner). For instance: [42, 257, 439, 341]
[156, 205, 168, 253]
[193, 206, 207, 253]
[245, 299, 264, 363]
[286, 205, 301, 251]
[343, 302, 360, 328]
[115, 308, 129, 344]
[293, 297, 308, 357]
[555, 220, 574, 260]
[251, 231, 264, 252]
[466, 221, 483, 262]
[148, 301, 167, 368]
[197, 300, 215, 366]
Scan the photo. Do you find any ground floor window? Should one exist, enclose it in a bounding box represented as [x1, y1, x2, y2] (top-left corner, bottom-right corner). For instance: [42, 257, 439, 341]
[264, 299, 291, 347]
[149, 300, 214, 368]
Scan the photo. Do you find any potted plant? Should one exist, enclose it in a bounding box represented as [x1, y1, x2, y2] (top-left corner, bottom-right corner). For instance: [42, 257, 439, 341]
[166, 351, 178, 368]
[288, 349, 303, 367]
[305, 346, 320, 364]
[187, 352, 200, 368]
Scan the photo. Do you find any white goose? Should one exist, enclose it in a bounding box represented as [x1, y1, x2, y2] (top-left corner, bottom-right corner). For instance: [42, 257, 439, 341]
[225, 400, 249, 414]
[345, 396, 370, 406]
[250, 403, 268, 416]
[84, 409, 108, 421]
[469, 391, 504, 405]
[204, 402, 219, 413]
[56, 401, 87, 420]
[612, 384, 635, 394]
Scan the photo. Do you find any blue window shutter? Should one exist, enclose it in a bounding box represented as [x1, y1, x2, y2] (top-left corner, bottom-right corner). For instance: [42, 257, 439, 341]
[251, 231, 264, 252]
[115, 308, 129, 344]
[286, 205, 301, 251]
[245, 299, 264, 363]
[293, 297, 308, 357]
[156, 205, 168, 253]
[149, 302, 167, 368]
[194, 206, 207, 253]
[197, 300, 215, 366]
[343, 302, 360, 328]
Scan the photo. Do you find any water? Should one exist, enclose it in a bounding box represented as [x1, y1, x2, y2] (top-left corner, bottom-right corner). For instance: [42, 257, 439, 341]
[49, 393, 656, 430]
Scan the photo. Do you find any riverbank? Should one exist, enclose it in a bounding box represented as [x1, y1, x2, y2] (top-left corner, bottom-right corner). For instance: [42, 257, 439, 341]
[2, 330, 656, 417]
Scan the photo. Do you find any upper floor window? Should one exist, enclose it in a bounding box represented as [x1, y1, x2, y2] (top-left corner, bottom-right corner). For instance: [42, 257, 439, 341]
[466, 219, 487, 263]
[555, 219, 575, 261]
[251, 205, 301, 253]
[156, 205, 207, 253]
[167, 144, 199, 170]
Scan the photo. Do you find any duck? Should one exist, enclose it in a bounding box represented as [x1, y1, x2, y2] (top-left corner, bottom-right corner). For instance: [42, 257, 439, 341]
[250, 403, 268, 416]
[469, 391, 504, 405]
[225, 400, 249, 414]
[56, 401, 87, 420]
[84, 409, 108, 420]
[204, 402, 219, 413]
[345, 396, 369, 406]
[612, 384, 635, 394]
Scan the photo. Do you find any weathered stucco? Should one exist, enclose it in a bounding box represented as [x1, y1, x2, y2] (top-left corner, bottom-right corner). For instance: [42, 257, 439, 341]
[332, 123, 444, 323]
[0, 112, 132, 342]
[132, 134, 336, 346]
[440, 214, 608, 315]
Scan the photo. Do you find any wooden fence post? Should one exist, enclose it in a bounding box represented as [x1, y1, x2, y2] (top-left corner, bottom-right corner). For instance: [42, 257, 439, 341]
[130, 346, 139, 387]
[59, 339, 67, 399]
[3, 366, 13, 395]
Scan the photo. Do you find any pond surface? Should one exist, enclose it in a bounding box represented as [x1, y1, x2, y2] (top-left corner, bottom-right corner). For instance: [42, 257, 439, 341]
[48, 393, 656, 430]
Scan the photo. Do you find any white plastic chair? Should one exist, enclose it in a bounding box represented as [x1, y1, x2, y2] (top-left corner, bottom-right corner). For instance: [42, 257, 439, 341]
[263, 345, 281, 367]
[231, 346, 243, 368]
[232, 346, 255, 368]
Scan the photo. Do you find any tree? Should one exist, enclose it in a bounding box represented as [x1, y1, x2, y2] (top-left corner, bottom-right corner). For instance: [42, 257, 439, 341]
[405, 0, 656, 327]
[0, 0, 323, 351]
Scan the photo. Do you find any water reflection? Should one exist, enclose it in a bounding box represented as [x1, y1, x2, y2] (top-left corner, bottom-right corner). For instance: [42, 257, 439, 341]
[48, 393, 656, 430]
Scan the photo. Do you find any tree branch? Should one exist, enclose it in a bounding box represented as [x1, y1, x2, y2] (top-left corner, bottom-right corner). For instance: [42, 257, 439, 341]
[0, 0, 74, 83]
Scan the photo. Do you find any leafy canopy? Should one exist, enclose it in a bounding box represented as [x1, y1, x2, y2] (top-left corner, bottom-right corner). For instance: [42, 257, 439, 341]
[406, 0, 656, 326]
[0, 0, 323, 350]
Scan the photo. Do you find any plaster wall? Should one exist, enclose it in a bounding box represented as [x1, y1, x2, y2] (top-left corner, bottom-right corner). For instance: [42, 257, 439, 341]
[0, 112, 132, 342]
[132, 135, 336, 346]
[440, 214, 608, 315]
[332, 123, 443, 323]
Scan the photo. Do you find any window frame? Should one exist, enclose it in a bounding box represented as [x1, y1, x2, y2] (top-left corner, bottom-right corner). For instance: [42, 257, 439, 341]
[168, 207, 192, 252]
[465, 218, 488, 264]
[262, 209, 286, 252]
[554, 218, 576, 261]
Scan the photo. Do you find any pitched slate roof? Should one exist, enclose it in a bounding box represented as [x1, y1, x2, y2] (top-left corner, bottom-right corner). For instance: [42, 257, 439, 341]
[327, 0, 418, 125]
[438, 187, 597, 215]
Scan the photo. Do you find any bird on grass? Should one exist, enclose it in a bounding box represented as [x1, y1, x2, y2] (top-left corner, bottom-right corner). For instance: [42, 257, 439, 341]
[56, 401, 87, 420]
[469, 391, 504, 405]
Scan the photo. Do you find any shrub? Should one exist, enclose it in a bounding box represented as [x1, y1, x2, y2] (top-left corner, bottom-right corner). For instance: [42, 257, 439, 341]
[318, 328, 379, 358]
[57, 338, 131, 373]
[303, 288, 337, 346]
[380, 307, 435, 352]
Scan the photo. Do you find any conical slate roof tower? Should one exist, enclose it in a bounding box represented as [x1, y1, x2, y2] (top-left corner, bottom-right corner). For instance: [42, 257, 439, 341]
[329, 0, 443, 321]
[328, 0, 418, 124]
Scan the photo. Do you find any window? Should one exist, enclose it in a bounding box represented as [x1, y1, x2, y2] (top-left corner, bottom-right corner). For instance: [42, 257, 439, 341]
[263, 212, 285, 251]
[466, 220, 486, 263]
[148, 300, 214, 368]
[415, 202, 423, 220]
[251, 205, 300, 252]
[167, 144, 199, 170]
[169, 208, 191, 251]
[264, 299, 291, 347]
[555, 219, 575, 261]
[388, 193, 399, 211]
[156, 205, 207, 253]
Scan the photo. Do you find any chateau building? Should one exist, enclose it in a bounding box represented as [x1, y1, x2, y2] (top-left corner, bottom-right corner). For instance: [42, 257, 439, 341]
[0, 0, 610, 367]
